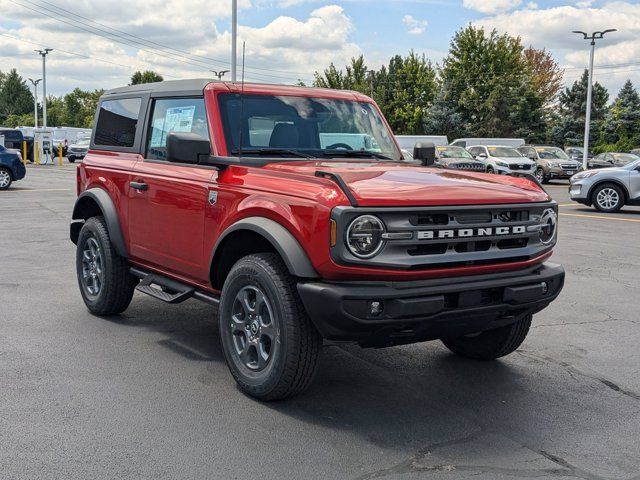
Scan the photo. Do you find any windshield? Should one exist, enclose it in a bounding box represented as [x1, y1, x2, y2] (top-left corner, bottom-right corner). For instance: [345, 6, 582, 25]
[612, 153, 640, 165]
[218, 93, 401, 161]
[488, 147, 523, 158]
[536, 147, 569, 160]
[438, 146, 473, 159]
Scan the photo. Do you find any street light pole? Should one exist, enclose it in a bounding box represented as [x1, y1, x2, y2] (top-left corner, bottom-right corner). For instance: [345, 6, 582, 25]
[28, 78, 41, 129]
[572, 29, 616, 170]
[35, 49, 53, 128]
[231, 0, 237, 82]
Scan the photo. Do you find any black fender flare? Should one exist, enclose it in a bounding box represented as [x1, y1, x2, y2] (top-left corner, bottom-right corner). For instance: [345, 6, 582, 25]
[70, 188, 128, 258]
[211, 217, 319, 279]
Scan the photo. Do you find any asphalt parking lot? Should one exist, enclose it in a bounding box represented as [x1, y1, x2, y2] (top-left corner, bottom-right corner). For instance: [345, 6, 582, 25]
[1, 165, 640, 480]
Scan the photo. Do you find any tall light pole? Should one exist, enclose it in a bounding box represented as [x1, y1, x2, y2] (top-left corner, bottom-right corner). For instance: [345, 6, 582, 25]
[572, 29, 616, 170]
[231, 0, 237, 82]
[28, 78, 41, 128]
[35, 49, 53, 128]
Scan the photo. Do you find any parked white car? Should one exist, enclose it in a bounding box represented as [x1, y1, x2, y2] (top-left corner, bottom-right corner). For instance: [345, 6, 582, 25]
[467, 145, 535, 175]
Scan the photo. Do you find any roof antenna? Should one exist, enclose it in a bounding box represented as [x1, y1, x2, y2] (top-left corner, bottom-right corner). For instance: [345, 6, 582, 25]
[238, 41, 246, 160]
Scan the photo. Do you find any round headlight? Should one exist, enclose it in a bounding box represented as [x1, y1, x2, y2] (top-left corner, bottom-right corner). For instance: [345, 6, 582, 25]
[539, 209, 557, 245]
[346, 215, 386, 258]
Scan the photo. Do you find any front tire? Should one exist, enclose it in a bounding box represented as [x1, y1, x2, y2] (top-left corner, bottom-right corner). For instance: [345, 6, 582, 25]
[76, 216, 137, 315]
[219, 253, 322, 401]
[534, 167, 548, 184]
[442, 314, 532, 360]
[0, 167, 12, 190]
[486, 166, 495, 174]
[592, 183, 624, 212]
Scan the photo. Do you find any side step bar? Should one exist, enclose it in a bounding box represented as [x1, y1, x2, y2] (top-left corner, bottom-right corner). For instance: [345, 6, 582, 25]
[130, 267, 220, 306]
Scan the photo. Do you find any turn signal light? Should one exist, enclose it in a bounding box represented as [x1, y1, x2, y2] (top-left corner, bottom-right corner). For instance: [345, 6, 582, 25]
[330, 219, 337, 247]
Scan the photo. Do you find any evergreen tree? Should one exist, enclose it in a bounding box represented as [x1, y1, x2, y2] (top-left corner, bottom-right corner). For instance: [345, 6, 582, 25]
[0, 69, 34, 124]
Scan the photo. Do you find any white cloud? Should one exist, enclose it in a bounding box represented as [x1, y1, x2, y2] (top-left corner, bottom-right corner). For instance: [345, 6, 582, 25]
[0, 1, 359, 95]
[576, 0, 594, 7]
[474, 1, 640, 95]
[402, 15, 428, 35]
[463, 0, 522, 14]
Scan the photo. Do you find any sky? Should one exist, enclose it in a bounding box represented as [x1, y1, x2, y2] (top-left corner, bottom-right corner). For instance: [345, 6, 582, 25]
[0, 0, 639, 99]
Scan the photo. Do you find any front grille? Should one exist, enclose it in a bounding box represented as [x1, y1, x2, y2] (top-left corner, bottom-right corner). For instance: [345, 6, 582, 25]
[561, 164, 579, 170]
[510, 164, 532, 170]
[331, 203, 557, 270]
[450, 162, 485, 171]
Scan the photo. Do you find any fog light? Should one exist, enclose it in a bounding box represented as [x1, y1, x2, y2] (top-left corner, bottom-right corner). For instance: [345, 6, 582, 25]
[369, 301, 384, 316]
[541, 282, 549, 295]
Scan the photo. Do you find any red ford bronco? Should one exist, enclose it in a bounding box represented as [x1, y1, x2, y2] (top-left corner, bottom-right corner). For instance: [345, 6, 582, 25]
[71, 80, 564, 400]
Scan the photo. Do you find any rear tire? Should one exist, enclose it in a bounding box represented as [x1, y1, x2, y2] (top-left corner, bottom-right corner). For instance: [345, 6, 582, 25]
[0, 168, 12, 190]
[592, 183, 624, 212]
[442, 314, 532, 360]
[486, 166, 495, 174]
[219, 253, 322, 401]
[76, 216, 137, 315]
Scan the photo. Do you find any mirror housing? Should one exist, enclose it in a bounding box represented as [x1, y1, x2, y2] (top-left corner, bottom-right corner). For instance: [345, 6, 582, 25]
[166, 132, 211, 164]
[413, 142, 436, 166]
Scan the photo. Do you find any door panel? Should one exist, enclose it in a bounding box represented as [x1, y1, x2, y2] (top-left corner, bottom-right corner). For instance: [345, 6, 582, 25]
[128, 161, 215, 281]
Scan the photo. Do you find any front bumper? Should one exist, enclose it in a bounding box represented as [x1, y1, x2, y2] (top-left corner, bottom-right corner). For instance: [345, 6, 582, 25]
[298, 262, 564, 347]
[547, 166, 581, 179]
[12, 161, 26, 181]
[569, 180, 592, 205]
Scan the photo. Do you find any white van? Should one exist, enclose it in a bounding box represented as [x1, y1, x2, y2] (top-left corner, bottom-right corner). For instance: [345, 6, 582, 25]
[450, 138, 525, 148]
[395, 135, 448, 150]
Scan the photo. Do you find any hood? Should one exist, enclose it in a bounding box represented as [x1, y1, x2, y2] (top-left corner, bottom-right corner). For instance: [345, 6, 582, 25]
[264, 161, 549, 207]
[438, 157, 482, 165]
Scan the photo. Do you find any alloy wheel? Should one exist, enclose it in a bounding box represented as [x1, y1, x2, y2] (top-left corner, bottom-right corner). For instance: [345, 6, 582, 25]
[229, 285, 276, 371]
[81, 236, 104, 296]
[0, 169, 11, 189]
[535, 168, 544, 182]
[596, 188, 620, 210]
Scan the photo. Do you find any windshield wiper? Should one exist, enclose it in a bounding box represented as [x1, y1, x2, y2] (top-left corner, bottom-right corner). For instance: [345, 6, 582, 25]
[322, 149, 393, 161]
[231, 148, 313, 159]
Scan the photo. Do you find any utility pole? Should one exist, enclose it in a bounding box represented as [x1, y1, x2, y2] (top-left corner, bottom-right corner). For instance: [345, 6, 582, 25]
[35, 49, 53, 128]
[572, 29, 616, 170]
[211, 70, 230, 80]
[231, 0, 237, 82]
[28, 78, 42, 129]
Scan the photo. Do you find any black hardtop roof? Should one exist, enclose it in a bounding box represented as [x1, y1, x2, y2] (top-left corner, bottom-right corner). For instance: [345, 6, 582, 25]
[103, 79, 216, 97]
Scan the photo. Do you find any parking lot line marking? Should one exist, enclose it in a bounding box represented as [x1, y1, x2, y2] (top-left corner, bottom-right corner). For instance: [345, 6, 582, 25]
[558, 203, 577, 207]
[560, 213, 640, 223]
[0, 188, 72, 193]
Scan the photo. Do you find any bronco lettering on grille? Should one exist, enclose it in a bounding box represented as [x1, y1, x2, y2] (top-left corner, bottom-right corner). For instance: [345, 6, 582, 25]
[417, 225, 527, 240]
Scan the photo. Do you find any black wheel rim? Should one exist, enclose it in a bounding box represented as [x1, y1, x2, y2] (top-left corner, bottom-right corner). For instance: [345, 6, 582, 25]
[229, 285, 276, 371]
[81, 236, 104, 297]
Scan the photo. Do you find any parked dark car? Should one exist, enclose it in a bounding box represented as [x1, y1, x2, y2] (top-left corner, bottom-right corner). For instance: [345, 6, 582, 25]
[0, 144, 26, 190]
[435, 146, 486, 171]
[588, 152, 640, 169]
[0, 128, 24, 150]
[564, 146, 593, 161]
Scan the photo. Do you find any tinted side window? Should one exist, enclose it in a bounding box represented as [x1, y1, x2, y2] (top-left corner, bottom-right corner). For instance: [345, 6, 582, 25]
[94, 98, 142, 148]
[147, 97, 208, 160]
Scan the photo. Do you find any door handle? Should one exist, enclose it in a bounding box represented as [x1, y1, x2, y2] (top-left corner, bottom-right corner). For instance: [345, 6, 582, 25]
[130, 181, 148, 191]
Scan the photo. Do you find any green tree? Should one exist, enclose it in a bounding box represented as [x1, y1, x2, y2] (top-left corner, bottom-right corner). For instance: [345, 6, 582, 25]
[375, 52, 437, 134]
[62, 88, 104, 128]
[423, 83, 465, 139]
[0, 69, 34, 124]
[523, 47, 563, 108]
[439, 26, 545, 141]
[130, 70, 164, 85]
[601, 80, 640, 146]
[551, 70, 609, 147]
[314, 55, 371, 93]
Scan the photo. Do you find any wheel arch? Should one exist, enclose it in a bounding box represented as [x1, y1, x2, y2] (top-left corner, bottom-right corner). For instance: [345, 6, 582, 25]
[70, 188, 128, 258]
[209, 217, 319, 290]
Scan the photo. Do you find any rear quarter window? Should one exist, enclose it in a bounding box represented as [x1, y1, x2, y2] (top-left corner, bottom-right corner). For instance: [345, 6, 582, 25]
[94, 98, 142, 148]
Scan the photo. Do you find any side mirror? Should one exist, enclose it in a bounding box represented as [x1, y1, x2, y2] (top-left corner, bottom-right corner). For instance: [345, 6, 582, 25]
[477, 153, 487, 159]
[413, 142, 436, 166]
[166, 132, 211, 164]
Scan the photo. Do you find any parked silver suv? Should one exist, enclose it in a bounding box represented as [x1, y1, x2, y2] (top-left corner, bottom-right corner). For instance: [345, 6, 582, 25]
[467, 145, 535, 175]
[570, 158, 640, 212]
